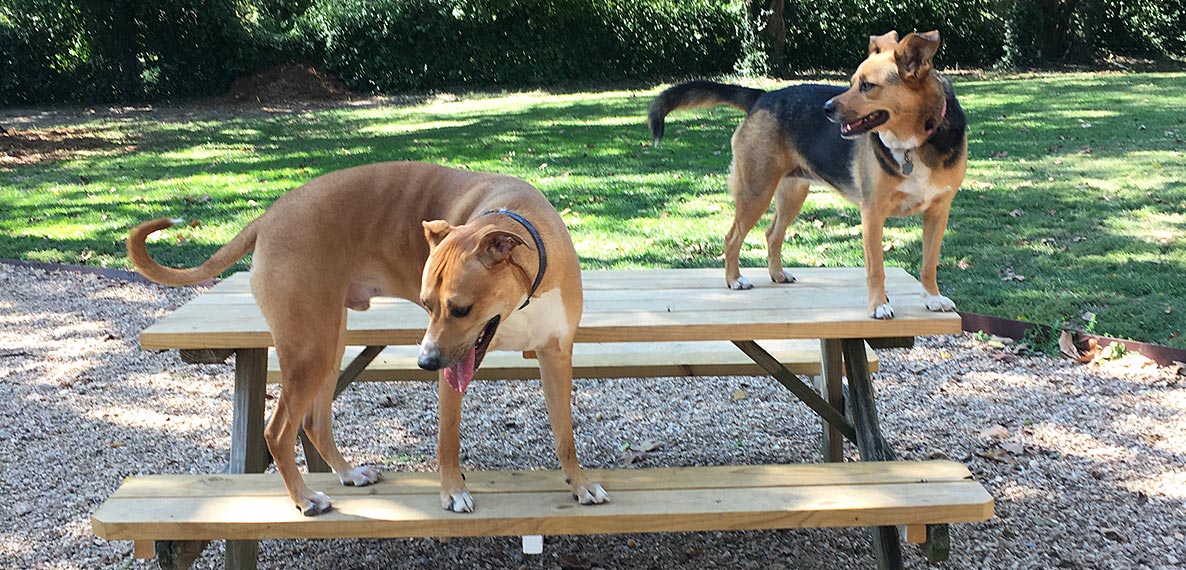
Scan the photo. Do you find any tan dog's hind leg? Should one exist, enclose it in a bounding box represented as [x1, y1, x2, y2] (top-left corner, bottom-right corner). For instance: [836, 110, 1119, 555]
[724, 155, 783, 290]
[860, 208, 894, 319]
[254, 267, 344, 516]
[301, 308, 382, 487]
[920, 198, 957, 312]
[765, 178, 810, 284]
[437, 374, 472, 512]
[265, 346, 339, 515]
[538, 342, 608, 505]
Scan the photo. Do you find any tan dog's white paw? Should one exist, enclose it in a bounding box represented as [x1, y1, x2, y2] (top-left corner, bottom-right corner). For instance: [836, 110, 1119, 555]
[871, 303, 895, 320]
[771, 269, 797, 284]
[442, 489, 474, 513]
[922, 294, 956, 312]
[729, 276, 754, 290]
[340, 465, 382, 487]
[299, 491, 333, 517]
[574, 483, 610, 505]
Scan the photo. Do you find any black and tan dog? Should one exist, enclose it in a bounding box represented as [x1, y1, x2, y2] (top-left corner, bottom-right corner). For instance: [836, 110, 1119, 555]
[649, 30, 966, 319]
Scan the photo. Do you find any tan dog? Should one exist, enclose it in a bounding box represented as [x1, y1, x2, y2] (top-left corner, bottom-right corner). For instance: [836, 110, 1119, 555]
[649, 30, 966, 319]
[127, 161, 609, 515]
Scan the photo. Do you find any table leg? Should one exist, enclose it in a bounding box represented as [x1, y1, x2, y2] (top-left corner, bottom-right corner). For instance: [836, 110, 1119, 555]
[227, 348, 267, 570]
[841, 339, 903, 570]
[818, 339, 845, 463]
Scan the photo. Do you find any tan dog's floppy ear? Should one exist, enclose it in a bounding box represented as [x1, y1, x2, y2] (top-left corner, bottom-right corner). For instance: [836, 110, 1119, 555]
[868, 30, 899, 55]
[423, 220, 453, 248]
[475, 230, 527, 267]
[894, 30, 940, 82]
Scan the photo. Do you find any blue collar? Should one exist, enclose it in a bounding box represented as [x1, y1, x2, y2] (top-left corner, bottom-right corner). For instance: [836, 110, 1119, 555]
[480, 209, 547, 309]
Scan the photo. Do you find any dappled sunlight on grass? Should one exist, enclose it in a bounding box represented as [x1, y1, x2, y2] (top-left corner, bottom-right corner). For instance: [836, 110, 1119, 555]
[2, 73, 1184, 345]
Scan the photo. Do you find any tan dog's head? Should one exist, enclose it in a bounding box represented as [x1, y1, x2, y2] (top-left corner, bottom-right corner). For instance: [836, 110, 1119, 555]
[823, 30, 947, 146]
[416, 219, 531, 394]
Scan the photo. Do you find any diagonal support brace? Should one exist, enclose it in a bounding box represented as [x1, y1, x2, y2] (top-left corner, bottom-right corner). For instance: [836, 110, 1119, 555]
[732, 340, 857, 443]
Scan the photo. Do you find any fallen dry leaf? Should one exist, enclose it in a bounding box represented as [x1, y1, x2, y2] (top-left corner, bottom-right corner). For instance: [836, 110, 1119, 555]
[1060, 331, 1101, 363]
[732, 389, 747, 400]
[979, 425, 1010, 440]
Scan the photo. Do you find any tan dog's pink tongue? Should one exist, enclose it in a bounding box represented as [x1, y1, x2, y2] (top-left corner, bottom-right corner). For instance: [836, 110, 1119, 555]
[444, 347, 476, 394]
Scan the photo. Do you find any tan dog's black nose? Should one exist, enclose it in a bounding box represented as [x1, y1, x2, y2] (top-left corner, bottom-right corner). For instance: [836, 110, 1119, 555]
[417, 348, 442, 371]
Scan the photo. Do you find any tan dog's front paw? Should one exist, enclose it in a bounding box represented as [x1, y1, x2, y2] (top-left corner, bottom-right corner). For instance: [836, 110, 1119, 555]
[573, 482, 610, 505]
[298, 491, 333, 517]
[870, 303, 895, 320]
[729, 276, 754, 290]
[340, 465, 382, 487]
[770, 269, 797, 284]
[441, 489, 474, 513]
[922, 293, 956, 312]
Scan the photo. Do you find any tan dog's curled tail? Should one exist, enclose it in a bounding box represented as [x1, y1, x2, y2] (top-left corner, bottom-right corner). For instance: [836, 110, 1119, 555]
[648, 80, 766, 146]
[127, 218, 258, 286]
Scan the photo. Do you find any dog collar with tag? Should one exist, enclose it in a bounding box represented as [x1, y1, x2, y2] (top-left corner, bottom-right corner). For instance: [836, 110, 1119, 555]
[480, 208, 547, 309]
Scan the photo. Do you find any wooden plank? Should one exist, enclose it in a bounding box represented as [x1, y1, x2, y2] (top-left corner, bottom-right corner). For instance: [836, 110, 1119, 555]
[141, 268, 960, 350]
[189, 275, 932, 308]
[208, 268, 930, 294]
[133, 540, 153, 559]
[265, 340, 879, 383]
[108, 461, 977, 499]
[92, 481, 992, 541]
[141, 305, 958, 350]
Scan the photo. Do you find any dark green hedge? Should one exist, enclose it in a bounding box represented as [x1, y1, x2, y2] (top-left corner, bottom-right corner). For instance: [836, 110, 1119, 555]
[297, 0, 741, 92]
[2, 0, 1184, 105]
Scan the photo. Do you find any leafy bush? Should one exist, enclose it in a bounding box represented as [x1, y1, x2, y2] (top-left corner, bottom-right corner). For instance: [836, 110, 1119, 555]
[297, 0, 743, 92]
[3, 0, 1185, 105]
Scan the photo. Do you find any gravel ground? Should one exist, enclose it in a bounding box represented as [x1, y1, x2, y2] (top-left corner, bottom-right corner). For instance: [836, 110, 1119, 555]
[1, 262, 1184, 570]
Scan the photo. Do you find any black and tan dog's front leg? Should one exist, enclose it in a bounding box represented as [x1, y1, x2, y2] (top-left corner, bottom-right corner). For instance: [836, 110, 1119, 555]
[860, 208, 895, 319]
[538, 342, 609, 505]
[437, 373, 473, 512]
[920, 197, 957, 312]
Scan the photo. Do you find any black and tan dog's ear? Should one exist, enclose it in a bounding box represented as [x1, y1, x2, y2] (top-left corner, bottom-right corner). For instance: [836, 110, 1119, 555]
[423, 220, 453, 248]
[475, 229, 527, 267]
[894, 30, 940, 82]
[868, 31, 899, 55]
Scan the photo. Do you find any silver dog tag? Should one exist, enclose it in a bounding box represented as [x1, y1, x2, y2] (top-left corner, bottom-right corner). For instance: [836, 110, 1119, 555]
[901, 154, 914, 176]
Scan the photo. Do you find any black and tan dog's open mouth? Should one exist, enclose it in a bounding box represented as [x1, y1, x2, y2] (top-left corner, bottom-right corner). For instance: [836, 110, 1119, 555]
[840, 110, 889, 137]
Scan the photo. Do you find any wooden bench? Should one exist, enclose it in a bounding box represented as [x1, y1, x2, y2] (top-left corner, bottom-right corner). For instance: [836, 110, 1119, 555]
[93, 461, 991, 568]
[101, 267, 979, 570]
[265, 339, 880, 383]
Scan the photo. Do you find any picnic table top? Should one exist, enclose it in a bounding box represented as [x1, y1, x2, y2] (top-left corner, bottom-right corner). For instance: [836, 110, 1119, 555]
[139, 267, 962, 350]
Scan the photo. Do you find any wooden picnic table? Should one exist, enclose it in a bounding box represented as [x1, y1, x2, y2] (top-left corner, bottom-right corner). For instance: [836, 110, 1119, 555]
[132, 266, 969, 569]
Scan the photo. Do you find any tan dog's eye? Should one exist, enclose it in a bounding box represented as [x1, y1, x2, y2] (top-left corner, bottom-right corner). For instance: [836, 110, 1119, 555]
[860, 80, 876, 93]
[450, 305, 472, 318]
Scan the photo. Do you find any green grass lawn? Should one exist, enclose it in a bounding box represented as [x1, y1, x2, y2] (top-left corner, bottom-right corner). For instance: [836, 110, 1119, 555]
[2, 73, 1184, 348]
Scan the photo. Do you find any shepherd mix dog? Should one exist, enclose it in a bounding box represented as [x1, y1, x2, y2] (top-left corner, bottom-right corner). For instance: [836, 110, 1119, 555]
[127, 161, 609, 515]
[649, 30, 966, 319]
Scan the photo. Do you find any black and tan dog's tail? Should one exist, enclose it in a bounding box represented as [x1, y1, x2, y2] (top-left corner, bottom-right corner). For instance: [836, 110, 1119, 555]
[127, 218, 258, 286]
[648, 80, 765, 146]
